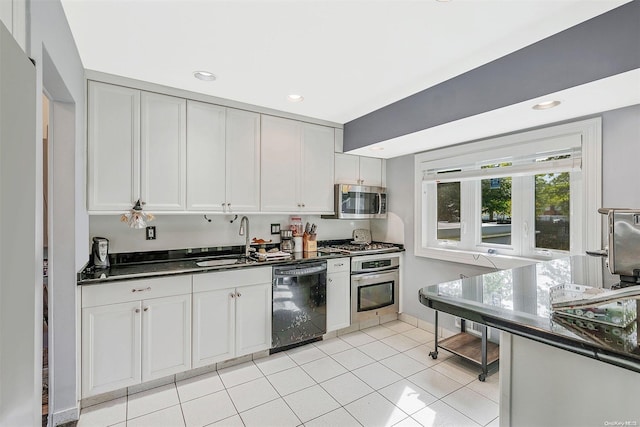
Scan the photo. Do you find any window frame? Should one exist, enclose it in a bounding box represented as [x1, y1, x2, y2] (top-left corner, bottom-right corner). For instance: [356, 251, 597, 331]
[414, 118, 602, 269]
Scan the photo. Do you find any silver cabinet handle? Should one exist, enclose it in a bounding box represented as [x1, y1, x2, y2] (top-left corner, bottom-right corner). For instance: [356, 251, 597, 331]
[236, 292, 241, 298]
[230, 293, 236, 299]
[132, 287, 151, 293]
[301, 203, 305, 208]
[335, 263, 344, 267]
[143, 307, 149, 312]
[135, 308, 140, 313]
[227, 203, 232, 212]
[328, 278, 333, 283]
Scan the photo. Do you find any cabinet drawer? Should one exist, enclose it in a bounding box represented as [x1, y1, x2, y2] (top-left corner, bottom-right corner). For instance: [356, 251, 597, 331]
[327, 257, 350, 274]
[193, 267, 271, 293]
[82, 275, 192, 308]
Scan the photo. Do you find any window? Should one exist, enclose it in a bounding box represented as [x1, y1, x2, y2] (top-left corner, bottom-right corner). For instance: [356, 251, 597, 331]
[415, 118, 602, 267]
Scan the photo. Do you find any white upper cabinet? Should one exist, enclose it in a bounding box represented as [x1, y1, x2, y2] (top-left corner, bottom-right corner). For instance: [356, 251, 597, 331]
[225, 108, 261, 212]
[87, 82, 140, 211]
[186, 101, 226, 211]
[261, 115, 335, 213]
[140, 92, 187, 210]
[301, 123, 335, 212]
[261, 115, 300, 212]
[186, 103, 260, 213]
[335, 153, 385, 187]
[88, 81, 336, 214]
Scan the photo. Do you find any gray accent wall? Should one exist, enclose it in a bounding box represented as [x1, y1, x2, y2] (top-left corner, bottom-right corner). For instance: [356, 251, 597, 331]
[377, 104, 640, 324]
[344, 0, 640, 151]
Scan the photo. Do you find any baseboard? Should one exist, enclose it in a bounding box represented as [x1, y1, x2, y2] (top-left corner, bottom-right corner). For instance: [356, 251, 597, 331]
[51, 406, 79, 426]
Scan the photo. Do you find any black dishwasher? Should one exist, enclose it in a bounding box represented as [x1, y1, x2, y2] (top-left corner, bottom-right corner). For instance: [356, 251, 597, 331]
[271, 261, 327, 353]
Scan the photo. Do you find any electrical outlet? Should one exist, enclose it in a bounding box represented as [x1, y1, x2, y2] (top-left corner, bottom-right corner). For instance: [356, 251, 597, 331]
[271, 223, 281, 235]
[146, 226, 156, 240]
[454, 317, 490, 339]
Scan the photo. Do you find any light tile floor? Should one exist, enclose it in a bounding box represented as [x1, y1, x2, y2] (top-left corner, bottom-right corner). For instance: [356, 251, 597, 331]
[78, 320, 500, 427]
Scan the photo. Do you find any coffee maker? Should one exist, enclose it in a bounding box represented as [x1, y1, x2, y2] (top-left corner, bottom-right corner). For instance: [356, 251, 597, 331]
[280, 230, 294, 253]
[92, 237, 110, 269]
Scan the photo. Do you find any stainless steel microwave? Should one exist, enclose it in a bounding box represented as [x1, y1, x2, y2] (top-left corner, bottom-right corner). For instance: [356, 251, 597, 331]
[330, 184, 387, 219]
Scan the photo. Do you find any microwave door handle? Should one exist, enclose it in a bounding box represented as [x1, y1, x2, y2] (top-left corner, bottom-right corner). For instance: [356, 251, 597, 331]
[376, 193, 382, 215]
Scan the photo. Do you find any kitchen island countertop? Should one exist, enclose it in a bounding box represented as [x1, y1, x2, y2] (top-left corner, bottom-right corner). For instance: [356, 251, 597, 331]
[419, 255, 640, 373]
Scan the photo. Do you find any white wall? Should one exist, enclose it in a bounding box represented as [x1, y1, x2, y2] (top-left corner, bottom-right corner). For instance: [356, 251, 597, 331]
[0, 19, 38, 427]
[371, 156, 490, 324]
[90, 214, 370, 254]
[378, 104, 640, 324]
[601, 104, 640, 208]
[29, 0, 88, 423]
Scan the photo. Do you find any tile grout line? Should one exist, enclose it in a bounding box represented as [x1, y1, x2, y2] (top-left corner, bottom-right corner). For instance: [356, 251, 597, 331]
[173, 381, 188, 427]
[83, 322, 498, 427]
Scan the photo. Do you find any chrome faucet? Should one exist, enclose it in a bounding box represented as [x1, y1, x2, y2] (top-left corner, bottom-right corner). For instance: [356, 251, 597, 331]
[238, 216, 250, 258]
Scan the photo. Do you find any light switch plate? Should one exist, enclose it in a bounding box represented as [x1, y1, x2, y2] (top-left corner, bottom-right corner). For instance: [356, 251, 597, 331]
[271, 224, 281, 235]
[146, 226, 156, 240]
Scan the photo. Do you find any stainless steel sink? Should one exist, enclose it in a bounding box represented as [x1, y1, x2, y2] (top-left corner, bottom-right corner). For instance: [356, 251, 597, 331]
[196, 259, 241, 267]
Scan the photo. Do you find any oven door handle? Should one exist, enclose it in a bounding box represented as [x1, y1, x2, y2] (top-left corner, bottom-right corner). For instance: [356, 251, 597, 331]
[352, 271, 398, 282]
[352, 266, 399, 275]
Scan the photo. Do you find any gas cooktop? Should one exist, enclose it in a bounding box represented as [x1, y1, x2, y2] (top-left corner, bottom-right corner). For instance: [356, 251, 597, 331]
[320, 242, 401, 255]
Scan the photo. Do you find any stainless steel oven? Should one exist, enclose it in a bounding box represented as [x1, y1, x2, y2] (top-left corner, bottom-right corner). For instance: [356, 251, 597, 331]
[351, 254, 400, 322]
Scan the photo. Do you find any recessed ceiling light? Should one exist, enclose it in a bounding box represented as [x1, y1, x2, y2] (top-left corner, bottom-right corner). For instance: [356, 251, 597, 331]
[193, 71, 216, 81]
[287, 94, 304, 102]
[369, 146, 384, 151]
[532, 100, 561, 110]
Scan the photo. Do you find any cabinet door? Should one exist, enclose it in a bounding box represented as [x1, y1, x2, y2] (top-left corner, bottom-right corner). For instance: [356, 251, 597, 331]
[142, 294, 191, 381]
[260, 115, 300, 212]
[82, 301, 141, 397]
[226, 108, 260, 212]
[87, 82, 140, 211]
[192, 289, 235, 368]
[141, 92, 187, 210]
[334, 153, 360, 185]
[358, 156, 383, 187]
[235, 283, 272, 356]
[301, 123, 335, 213]
[186, 100, 226, 211]
[327, 271, 351, 332]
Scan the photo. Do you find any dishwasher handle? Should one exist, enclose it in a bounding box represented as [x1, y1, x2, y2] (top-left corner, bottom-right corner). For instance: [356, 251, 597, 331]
[273, 262, 327, 278]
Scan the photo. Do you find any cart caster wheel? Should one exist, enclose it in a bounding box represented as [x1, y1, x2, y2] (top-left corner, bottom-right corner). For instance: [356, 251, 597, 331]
[478, 373, 486, 382]
[428, 351, 438, 360]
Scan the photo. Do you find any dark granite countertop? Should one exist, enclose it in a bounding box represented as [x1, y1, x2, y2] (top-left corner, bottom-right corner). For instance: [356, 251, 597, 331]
[419, 255, 640, 373]
[78, 249, 347, 285]
[78, 241, 404, 285]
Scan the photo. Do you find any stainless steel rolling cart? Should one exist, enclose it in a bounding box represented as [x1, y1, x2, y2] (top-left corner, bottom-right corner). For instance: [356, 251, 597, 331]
[428, 310, 499, 381]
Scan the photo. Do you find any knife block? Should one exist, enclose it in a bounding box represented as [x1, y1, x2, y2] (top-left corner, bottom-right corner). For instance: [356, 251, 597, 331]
[303, 234, 317, 252]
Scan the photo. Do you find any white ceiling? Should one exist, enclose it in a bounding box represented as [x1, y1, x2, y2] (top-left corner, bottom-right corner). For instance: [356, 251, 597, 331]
[61, 0, 636, 157]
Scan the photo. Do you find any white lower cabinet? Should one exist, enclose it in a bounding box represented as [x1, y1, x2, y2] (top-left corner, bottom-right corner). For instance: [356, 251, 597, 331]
[81, 267, 273, 397]
[326, 258, 351, 332]
[81, 276, 192, 398]
[82, 301, 142, 397]
[192, 268, 272, 368]
[141, 294, 192, 381]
